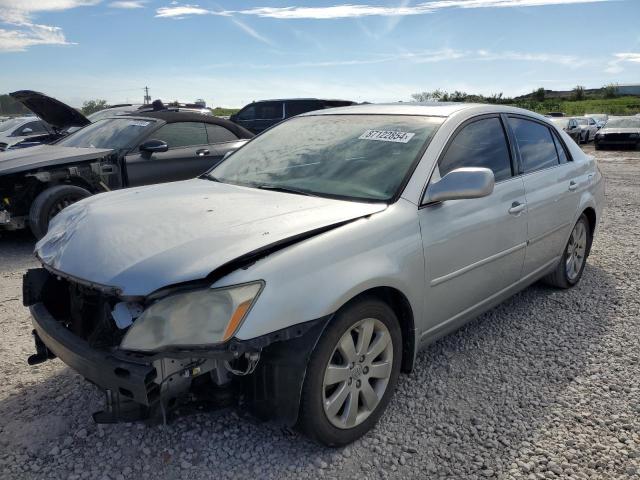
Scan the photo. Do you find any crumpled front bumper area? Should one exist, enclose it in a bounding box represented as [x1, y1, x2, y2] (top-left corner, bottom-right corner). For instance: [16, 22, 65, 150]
[29, 301, 159, 406]
[23, 267, 332, 426]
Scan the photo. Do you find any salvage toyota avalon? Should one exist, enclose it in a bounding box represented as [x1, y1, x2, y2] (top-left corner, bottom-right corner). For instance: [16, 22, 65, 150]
[25, 103, 604, 446]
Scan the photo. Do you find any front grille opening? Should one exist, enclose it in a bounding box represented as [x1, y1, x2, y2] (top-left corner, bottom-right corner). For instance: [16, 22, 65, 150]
[41, 275, 126, 350]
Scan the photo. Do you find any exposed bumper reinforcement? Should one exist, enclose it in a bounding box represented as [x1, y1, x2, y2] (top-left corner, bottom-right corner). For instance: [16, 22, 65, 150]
[30, 302, 160, 406]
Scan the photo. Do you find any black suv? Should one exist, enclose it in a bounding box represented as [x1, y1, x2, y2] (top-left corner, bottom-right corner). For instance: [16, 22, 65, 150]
[230, 98, 356, 134]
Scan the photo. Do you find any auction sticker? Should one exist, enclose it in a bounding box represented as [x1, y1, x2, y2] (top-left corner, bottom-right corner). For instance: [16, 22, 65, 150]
[359, 129, 415, 143]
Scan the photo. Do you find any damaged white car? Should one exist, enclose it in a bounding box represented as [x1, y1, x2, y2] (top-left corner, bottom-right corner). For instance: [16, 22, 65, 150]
[25, 103, 604, 446]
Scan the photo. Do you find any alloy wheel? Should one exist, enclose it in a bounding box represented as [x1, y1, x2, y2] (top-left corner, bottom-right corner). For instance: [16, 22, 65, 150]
[566, 220, 587, 281]
[322, 318, 393, 429]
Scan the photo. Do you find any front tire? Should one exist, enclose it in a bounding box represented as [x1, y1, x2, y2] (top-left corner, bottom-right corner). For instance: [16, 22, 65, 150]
[297, 297, 402, 447]
[543, 214, 591, 289]
[29, 185, 91, 239]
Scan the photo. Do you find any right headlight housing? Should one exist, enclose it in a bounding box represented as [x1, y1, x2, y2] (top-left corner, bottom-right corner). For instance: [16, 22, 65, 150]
[120, 281, 264, 352]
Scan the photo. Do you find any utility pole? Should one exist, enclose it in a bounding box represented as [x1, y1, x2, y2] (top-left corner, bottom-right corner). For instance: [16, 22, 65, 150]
[143, 86, 151, 105]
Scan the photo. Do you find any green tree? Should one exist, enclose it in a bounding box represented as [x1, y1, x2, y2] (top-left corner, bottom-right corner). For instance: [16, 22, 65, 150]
[533, 87, 546, 102]
[81, 99, 109, 115]
[411, 90, 445, 102]
[602, 83, 617, 99]
[572, 85, 585, 101]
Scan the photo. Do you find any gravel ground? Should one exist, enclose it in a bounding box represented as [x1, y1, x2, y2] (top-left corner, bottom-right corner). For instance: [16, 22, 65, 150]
[0, 145, 639, 480]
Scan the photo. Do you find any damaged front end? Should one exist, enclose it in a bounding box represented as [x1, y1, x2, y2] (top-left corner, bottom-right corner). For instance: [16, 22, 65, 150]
[24, 268, 329, 425]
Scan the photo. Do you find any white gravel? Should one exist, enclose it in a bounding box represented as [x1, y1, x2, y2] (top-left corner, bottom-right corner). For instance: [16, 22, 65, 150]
[1, 145, 639, 479]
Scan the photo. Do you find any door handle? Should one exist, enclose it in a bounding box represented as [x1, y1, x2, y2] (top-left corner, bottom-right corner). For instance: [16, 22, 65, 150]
[569, 181, 578, 191]
[196, 149, 210, 157]
[508, 201, 526, 215]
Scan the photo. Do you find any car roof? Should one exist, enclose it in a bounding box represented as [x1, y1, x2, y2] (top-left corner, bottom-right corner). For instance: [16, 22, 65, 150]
[299, 102, 549, 120]
[122, 111, 254, 139]
[247, 98, 355, 103]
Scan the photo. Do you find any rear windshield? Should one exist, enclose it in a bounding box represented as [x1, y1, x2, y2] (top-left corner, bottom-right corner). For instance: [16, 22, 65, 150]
[605, 118, 640, 129]
[0, 118, 29, 132]
[210, 114, 443, 202]
[57, 118, 157, 149]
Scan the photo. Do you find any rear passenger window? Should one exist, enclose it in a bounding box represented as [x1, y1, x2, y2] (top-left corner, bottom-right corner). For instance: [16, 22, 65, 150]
[509, 118, 559, 173]
[148, 122, 207, 148]
[438, 117, 512, 182]
[551, 132, 570, 164]
[285, 101, 320, 117]
[256, 102, 283, 120]
[206, 124, 237, 143]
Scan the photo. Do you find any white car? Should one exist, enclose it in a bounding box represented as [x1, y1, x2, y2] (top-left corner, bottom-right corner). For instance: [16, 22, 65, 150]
[574, 117, 598, 143]
[584, 113, 608, 129]
[25, 103, 604, 446]
[0, 116, 51, 151]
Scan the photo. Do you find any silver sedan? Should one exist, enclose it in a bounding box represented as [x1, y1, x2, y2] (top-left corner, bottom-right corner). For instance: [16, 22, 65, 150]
[26, 103, 604, 446]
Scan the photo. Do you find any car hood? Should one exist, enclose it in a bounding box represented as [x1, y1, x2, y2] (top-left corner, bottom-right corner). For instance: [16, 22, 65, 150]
[0, 145, 114, 175]
[36, 179, 387, 297]
[10, 90, 90, 130]
[599, 128, 640, 134]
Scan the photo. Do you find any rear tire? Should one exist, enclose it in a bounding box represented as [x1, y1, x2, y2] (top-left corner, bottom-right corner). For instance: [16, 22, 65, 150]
[29, 185, 91, 239]
[297, 297, 402, 447]
[543, 214, 591, 289]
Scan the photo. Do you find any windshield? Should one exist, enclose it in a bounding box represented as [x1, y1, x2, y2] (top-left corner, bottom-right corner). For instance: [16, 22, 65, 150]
[604, 118, 640, 129]
[586, 114, 607, 121]
[57, 117, 157, 149]
[551, 118, 569, 128]
[87, 107, 137, 123]
[0, 118, 29, 132]
[210, 114, 442, 202]
[575, 118, 588, 125]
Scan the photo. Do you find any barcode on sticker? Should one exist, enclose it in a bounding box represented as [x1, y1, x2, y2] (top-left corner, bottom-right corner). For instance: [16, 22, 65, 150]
[359, 130, 415, 143]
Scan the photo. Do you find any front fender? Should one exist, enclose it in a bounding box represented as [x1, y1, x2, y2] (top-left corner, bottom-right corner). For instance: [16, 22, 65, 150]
[214, 199, 425, 342]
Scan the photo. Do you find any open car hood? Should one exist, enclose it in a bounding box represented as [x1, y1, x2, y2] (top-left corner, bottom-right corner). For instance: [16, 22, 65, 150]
[0, 145, 113, 175]
[36, 179, 387, 297]
[10, 90, 90, 130]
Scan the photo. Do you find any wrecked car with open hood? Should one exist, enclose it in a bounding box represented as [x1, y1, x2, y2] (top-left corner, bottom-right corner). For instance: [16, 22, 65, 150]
[0, 109, 252, 238]
[1, 90, 92, 151]
[24, 103, 603, 446]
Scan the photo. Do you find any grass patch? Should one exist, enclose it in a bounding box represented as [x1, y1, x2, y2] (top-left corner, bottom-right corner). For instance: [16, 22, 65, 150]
[510, 96, 640, 116]
[212, 107, 240, 117]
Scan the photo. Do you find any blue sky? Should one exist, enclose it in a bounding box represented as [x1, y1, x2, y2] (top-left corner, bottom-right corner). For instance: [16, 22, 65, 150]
[0, 0, 639, 108]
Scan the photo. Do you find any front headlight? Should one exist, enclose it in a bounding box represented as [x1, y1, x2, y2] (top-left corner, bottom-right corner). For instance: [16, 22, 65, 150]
[120, 281, 263, 352]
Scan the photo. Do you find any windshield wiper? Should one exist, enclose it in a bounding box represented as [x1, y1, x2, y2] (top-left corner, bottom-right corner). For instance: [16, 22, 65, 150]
[256, 184, 317, 197]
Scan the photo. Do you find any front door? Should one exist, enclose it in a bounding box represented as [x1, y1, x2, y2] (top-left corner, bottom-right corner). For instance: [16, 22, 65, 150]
[125, 121, 220, 186]
[418, 115, 528, 335]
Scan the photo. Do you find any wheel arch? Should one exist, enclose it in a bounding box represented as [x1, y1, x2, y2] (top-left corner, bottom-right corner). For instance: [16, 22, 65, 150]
[338, 286, 416, 373]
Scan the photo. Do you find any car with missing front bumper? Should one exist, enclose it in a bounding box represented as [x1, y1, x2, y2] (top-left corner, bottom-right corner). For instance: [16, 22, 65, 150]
[0, 108, 252, 238]
[594, 116, 640, 150]
[25, 103, 604, 446]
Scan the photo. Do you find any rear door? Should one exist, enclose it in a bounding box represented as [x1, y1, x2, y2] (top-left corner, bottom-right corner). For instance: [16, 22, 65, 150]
[507, 116, 581, 277]
[284, 100, 321, 119]
[125, 121, 213, 186]
[419, 115, 528, 333]
[232, 101, 284, 134]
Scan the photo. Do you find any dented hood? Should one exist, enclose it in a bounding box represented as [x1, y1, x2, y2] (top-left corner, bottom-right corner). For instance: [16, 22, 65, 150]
[36, 179, 387, 296]
[10, 90, 90, 130]
[0, 145, 113, 176]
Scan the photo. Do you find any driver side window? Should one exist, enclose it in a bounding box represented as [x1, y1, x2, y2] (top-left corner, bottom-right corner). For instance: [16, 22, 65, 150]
[436, 117, 513, 183]
[147, 122, 207, 149]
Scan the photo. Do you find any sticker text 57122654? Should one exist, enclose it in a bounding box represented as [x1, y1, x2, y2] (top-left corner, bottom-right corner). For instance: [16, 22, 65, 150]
[359, 130, 416, 143]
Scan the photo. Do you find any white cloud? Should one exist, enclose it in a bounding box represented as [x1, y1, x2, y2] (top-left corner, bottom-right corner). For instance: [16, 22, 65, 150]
[156, 0, 612, 20]
[606, 52, 640, 73]
[0, 23, 71, 52]
[109, 0, 147, 8]
[0, 0, 99, 52]
[155, 4, 223, 18]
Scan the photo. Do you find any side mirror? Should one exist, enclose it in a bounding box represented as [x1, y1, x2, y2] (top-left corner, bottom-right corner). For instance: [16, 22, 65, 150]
[139, 139, 168, 154]
[22, 128, 33, 134]
[423, 167, 495, 204]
